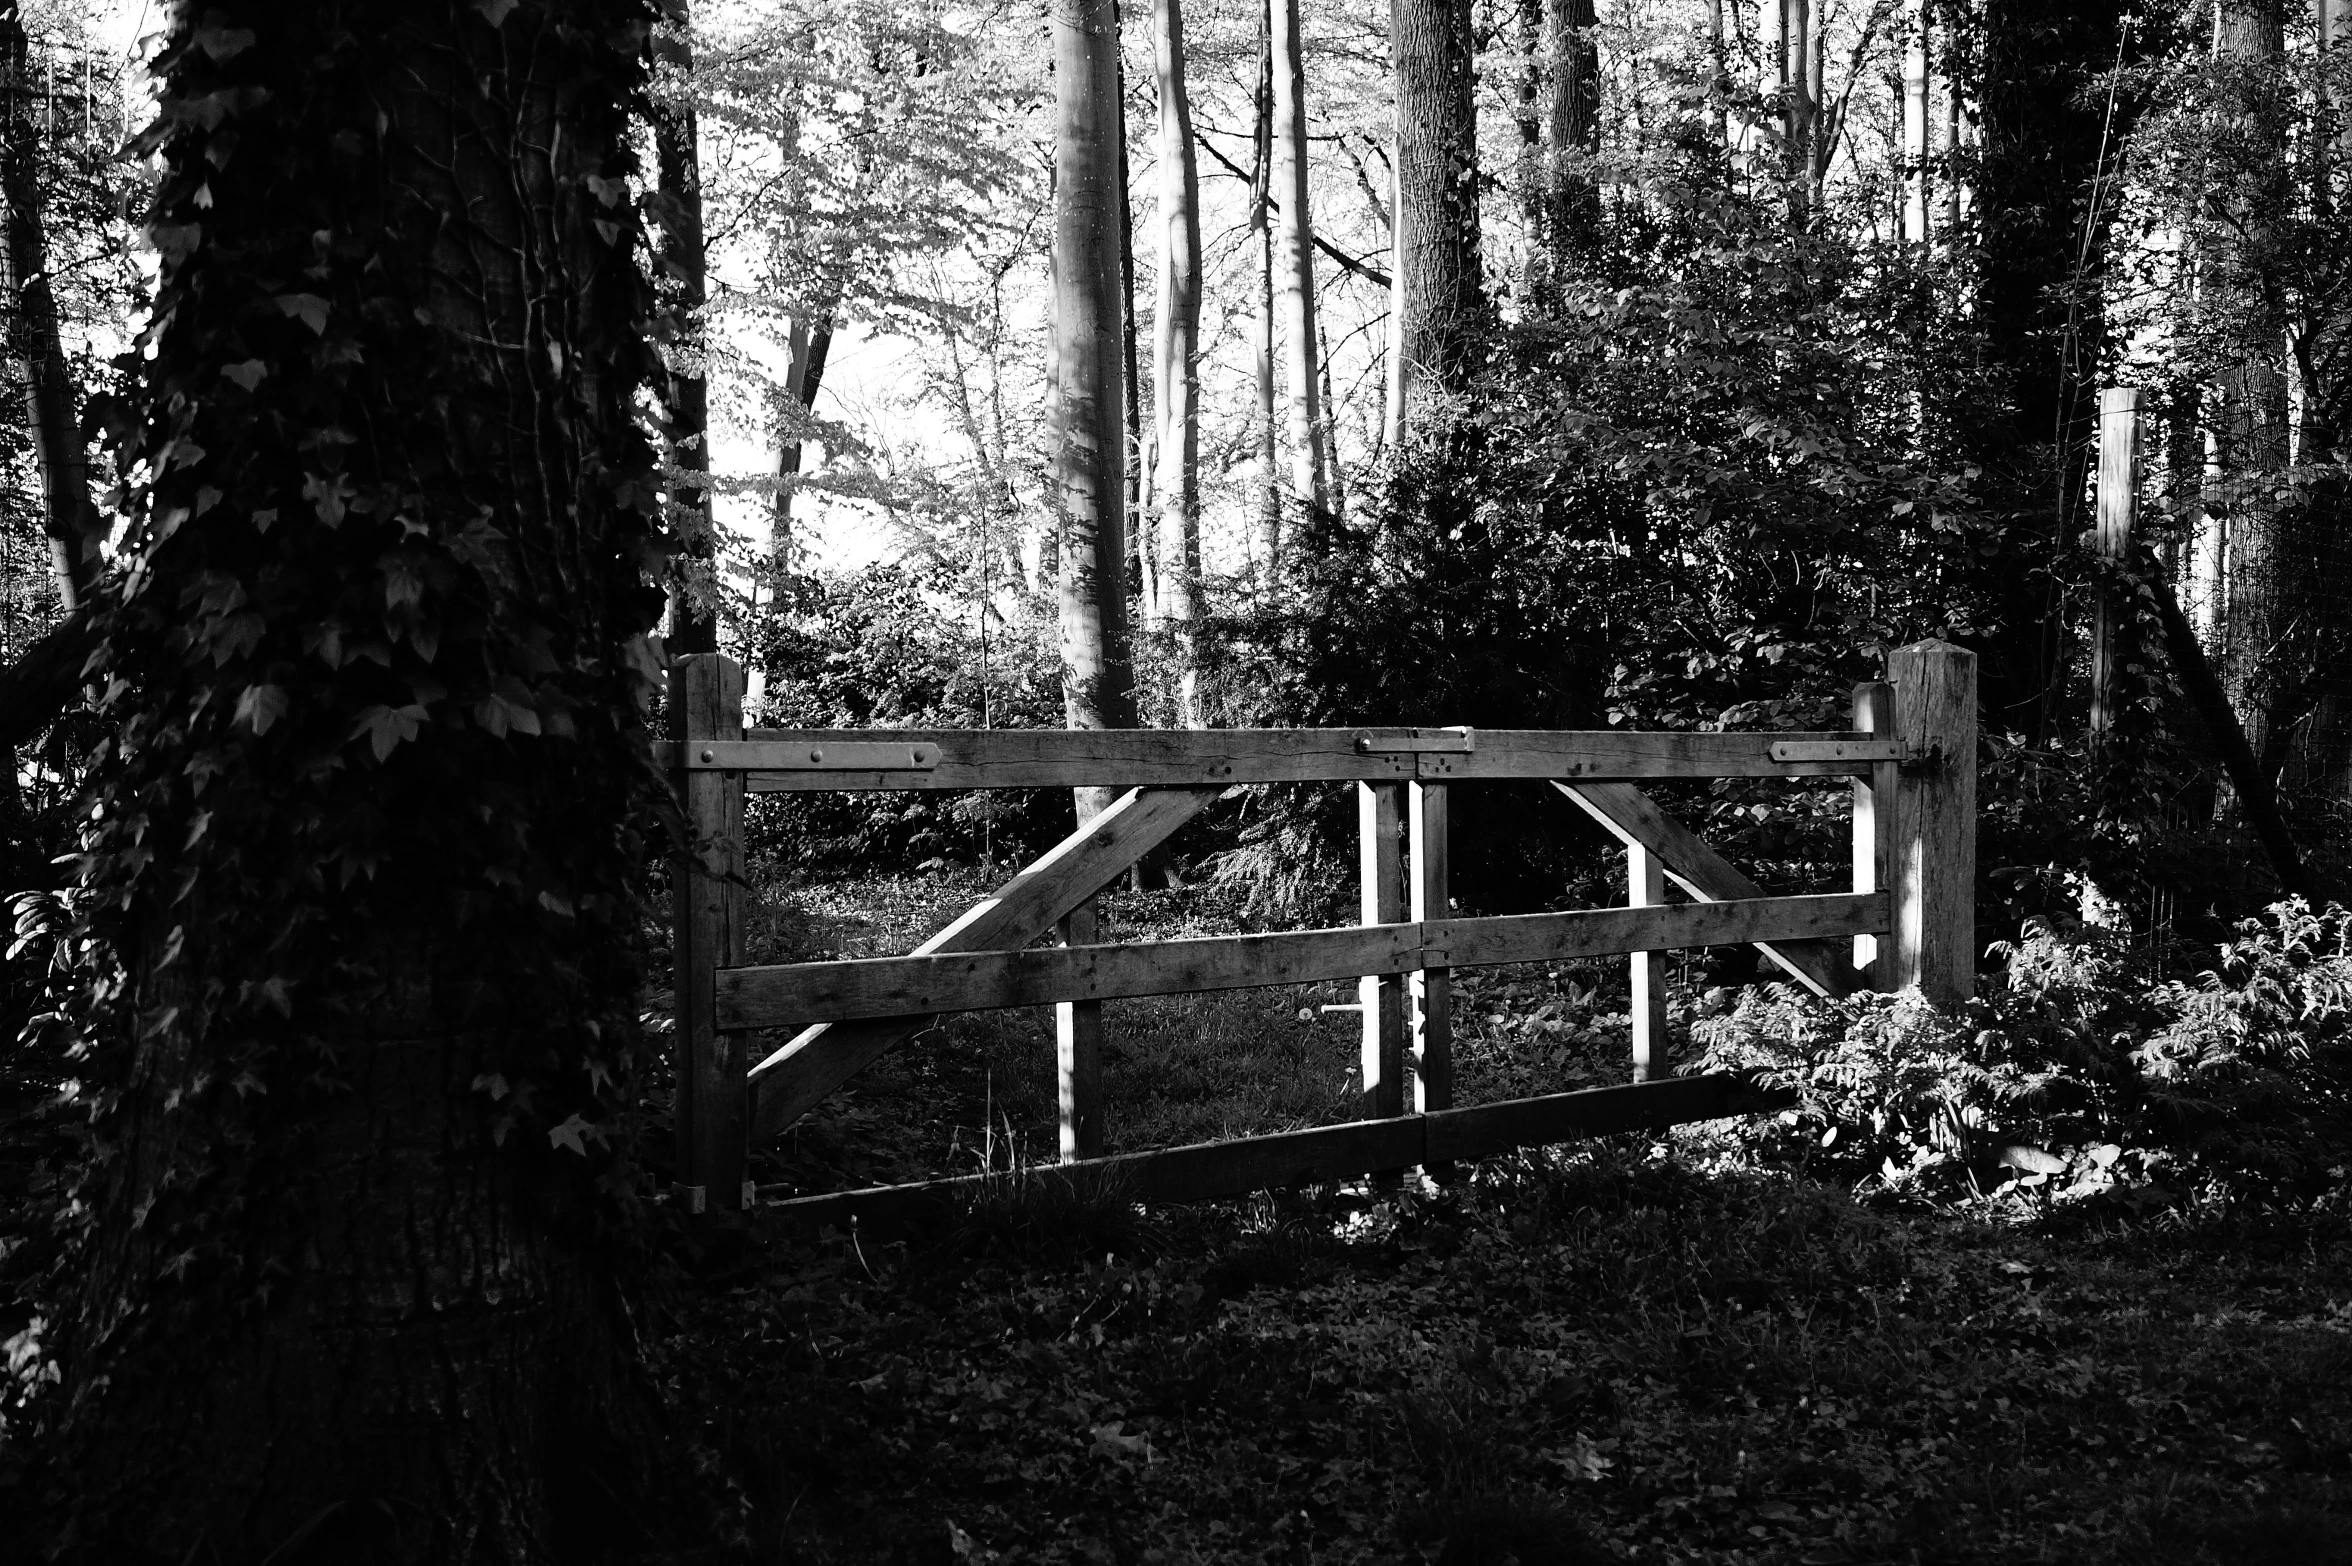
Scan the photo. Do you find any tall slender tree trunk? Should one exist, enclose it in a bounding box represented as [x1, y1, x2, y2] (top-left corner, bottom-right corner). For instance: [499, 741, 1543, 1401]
[1055, 0, 1140, 761]
[1545, 0, 1598, 265]
[2213, 0, 2292, 767]
[1116, 14, 1145, 603]
[1251, 8, 1280, 585]
[49, 5, 674, 1557]
[0, 8, 98, 609]
[1902, 0, 1930, 245]
[771, 307, 836, 574]
[654, 6, 715, 655]
[1768, 0, 1817, 222]
[1385, 0, 1484, 443]
[1514, 0, 1542, 298]
[1149, 0, 1202, 722]
[1270, 0, 1328, 513]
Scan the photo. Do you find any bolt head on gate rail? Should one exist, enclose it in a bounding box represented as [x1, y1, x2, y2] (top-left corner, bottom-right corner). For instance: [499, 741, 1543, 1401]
[661, 740, 941, 771]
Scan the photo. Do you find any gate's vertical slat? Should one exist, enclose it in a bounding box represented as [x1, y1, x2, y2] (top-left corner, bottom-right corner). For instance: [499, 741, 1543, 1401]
[1627, 843, 1667, 1082]
[1408, 781, 1452, 1113]
[1852, 680, 1897, 988]
[1357, 782, 1408, 1124]
[671, 653, 748, 1212]
[1886, 641, 1978, 1001]
[1057, 898, 1105, 1160]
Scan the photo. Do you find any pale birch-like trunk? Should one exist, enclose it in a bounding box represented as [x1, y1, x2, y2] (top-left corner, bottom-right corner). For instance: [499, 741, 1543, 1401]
[1270, 0, 1328, 513]
[1150, 0, 1203, 722]
[1902, 0, 1930, 244]
[1054, 0, 1140, 760]
[1251, 7, 1281, 586]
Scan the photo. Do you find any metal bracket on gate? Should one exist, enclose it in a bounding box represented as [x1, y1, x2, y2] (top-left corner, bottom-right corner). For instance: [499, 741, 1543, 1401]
[1767, 738, 1907, 765]
[658, 740, 941, 771]
[1353, 727, 1475, 755]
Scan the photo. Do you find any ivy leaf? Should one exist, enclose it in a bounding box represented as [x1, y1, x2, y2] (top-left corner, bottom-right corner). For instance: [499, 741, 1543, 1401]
[193, 24, 258, 61]
[476, 0, 520, 25]
[235, 683, 289, 736]
[274, 292, 330, 334]
[548, 1114, 595, 1156]
[584, 175, 628, 208]
[221, 359, 267, 391]
[350, 702, 428, 760]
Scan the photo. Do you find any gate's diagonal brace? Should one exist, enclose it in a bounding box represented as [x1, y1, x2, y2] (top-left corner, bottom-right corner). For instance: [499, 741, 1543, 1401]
[1552, 780, 1855, 998]
[746, 784, 1227, 1141]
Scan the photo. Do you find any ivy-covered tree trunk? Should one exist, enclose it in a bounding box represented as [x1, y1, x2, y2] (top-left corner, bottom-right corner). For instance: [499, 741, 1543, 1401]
[40, 5, 672, 1560]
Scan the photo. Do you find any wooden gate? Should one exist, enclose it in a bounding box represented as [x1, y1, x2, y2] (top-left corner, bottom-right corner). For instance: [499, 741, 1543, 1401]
[661, 641, 1976, 1223]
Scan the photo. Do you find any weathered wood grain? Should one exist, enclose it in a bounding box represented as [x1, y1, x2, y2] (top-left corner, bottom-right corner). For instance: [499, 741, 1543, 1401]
[675, 728, 1903, 791]
[1551, 780, 1852, 998]
[671, 654, 748, 1210]
[1886, 642, 1977, 1002]
[744, 784, 1223, 1140]
[718, 892, 1889, 1029]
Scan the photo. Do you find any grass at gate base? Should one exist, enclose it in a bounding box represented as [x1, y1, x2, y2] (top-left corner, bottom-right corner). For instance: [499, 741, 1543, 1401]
[658, 1148, 2352, 1566]
[652, 870, 2352, 1565]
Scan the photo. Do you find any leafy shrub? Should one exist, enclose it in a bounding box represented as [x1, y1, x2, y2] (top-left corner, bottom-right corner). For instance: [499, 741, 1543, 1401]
[1688, 901, 2352, 1204]
[745, 563, 1072, 873]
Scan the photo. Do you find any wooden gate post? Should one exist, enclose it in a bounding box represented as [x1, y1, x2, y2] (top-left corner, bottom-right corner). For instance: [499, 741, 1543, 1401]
[2090, 387, 2143, 740]
[1057, 896, 1105, 1161]
[1626, 844, 1667, 1081]
[1407, 782, 1452, 1112]
[1358, 782, 1408, 1122]
[670, 653, 749, 1212]
[1883, 640, 1976, 1002]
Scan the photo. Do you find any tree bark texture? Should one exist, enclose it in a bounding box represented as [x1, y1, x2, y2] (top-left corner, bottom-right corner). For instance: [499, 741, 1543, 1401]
[0, 7, 100, 609]
[1545, 0, 1598, 265]
[1251, 9, 1281, 586]
[2212, 0, 2292, 762]
[1901, 0, 1929, 244]
[653, 6, 715, 655]
[1054, 0, 1139, 740]
[1969, 0, 2130, 742]
[46, 5, 673, 1559]
[1385, 0, 1484, 442]
[1149, 0, 1203, 722]
[1270, 0, 1328, 513]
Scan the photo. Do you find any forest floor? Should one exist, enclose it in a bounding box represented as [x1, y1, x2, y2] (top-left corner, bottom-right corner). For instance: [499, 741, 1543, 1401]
[649, 870, 2352, 1566]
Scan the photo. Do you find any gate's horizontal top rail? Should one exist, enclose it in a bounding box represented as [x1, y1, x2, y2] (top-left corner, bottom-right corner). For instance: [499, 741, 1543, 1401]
[653, 728, 1906, 790]
[716, 890, 1885, 1032]
[762, 1072, 1794, 1228]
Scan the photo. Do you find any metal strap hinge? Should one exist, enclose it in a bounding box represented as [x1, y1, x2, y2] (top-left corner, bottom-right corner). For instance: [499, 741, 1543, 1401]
[658, 740, 940, 771]
[1767, 738, 1907, 764]
[1353, 727, 1475, 755]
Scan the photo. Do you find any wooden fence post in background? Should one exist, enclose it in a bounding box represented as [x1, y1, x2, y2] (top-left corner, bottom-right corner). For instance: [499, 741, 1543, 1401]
[1058, 897, 1105, 1161]
[1627, 844, 1667, 1081]
[1407, 781, 1452, 1112]
[2090, 387, 2143, 740]
[1884, 641, 1976, 1002]
[670, 653, 748, 1212]
[1851, 680, 1897, 987]
[1358, 782, 1408, 1126]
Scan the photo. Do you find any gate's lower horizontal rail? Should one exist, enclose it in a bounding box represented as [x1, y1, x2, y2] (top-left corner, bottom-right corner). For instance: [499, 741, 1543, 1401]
[761, 1073, 1793, 1228]
[716, 891, 1886, 1032]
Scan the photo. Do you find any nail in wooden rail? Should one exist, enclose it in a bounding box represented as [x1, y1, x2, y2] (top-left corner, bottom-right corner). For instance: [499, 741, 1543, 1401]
[670, 654, 748, 1211]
